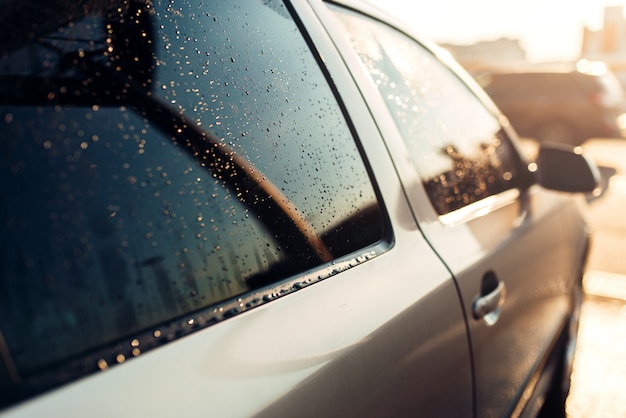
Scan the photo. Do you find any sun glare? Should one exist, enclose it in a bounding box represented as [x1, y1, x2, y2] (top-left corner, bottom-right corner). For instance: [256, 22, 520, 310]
[368, 0, 626, 63]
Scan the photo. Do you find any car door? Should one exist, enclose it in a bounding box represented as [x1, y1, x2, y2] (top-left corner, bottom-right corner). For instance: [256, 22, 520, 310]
[0, 0, 474, 416]
[327, 4, 590, 416]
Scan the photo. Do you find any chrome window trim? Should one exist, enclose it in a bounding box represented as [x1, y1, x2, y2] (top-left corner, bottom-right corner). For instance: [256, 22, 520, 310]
[438, 188, 521, 226]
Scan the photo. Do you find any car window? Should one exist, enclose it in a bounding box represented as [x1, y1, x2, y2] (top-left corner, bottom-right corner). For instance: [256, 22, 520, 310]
[330, 7, 527, 215]
[0, 0, 386, 399]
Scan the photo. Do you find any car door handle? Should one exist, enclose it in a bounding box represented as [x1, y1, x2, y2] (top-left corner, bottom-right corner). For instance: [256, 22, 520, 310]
[472, 274, 506, 326]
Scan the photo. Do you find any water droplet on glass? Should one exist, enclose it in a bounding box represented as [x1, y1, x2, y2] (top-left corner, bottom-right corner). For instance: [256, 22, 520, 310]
[97, 359, 108, 370]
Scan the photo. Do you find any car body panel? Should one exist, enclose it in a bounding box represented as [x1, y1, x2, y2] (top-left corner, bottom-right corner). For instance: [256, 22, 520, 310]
[421, 189, 588, 416]
[318, 2, 592, 416]
[0, 0, 594, 417]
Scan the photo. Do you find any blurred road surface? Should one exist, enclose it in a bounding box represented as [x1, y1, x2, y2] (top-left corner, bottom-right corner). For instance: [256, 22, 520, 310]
[565, 139, 626, 418]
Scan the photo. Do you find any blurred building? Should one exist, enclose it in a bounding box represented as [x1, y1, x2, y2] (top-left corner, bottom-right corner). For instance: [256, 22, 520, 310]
[582, 6, 626, 86]
[443, 7, 626, 84]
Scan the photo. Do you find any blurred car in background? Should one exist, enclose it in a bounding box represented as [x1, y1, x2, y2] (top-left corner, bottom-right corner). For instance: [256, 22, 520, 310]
[477, 61, 626, 145]
[0, 0, 600, 417]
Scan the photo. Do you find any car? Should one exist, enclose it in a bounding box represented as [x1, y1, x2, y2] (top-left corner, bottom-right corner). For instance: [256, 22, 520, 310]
[0, 0, 600, 417]
[476, 63, 626, 145]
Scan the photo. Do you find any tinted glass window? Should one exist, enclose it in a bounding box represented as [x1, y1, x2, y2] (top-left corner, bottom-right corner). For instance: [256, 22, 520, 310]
[332, 8, 525, 215]
[0, 0, 384, 393]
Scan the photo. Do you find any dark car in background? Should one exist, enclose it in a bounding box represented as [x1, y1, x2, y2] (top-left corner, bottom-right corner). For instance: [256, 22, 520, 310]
[0, 0, 600, 417]
[478, 63, 626, 145]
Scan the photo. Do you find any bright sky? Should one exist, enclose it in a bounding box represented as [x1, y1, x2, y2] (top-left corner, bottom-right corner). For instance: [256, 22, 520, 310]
[367, 0, 626, 62]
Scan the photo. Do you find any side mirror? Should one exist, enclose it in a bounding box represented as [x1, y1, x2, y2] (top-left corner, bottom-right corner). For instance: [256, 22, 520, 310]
[535, 143, 601, 193]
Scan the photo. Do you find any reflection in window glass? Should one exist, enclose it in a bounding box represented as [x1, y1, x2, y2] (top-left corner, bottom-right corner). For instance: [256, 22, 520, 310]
[332, 8, 525, 215]
[0, 0, 384, 382]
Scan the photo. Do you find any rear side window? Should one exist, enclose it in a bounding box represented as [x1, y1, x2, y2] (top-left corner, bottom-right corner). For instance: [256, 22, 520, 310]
[0, 0, 385, 401]
[331, 7, 528, 215]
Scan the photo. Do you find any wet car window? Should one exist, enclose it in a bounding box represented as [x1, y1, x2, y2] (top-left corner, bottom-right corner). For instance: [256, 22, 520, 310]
[0, 0, 384, 389]
[331, 7, 525, 215]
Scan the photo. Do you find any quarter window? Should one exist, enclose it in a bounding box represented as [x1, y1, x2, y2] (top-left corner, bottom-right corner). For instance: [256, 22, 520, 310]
[332, 8, 527, 215]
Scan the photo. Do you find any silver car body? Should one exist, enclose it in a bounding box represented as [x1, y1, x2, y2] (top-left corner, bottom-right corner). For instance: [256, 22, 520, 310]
[0, 0, 593, 417]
